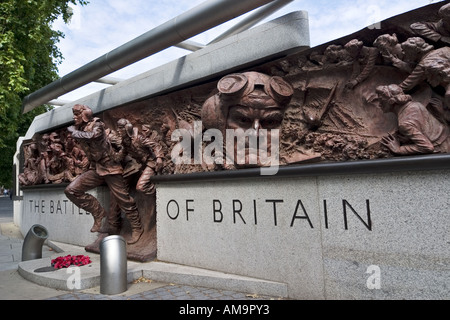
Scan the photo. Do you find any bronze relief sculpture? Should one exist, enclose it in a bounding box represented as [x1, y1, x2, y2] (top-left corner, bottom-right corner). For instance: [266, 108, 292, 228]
[65, 104, 143, 245]
[18, 2, 450, 260]
[201, 71, 295, 169]
[377, 84, 450, 155]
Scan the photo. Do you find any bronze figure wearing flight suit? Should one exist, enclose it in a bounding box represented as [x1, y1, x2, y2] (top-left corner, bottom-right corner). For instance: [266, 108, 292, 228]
[64, 104, 143, 244]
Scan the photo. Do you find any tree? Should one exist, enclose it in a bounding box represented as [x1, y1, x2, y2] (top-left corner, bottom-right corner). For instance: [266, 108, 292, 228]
[0, 0, 88, 188]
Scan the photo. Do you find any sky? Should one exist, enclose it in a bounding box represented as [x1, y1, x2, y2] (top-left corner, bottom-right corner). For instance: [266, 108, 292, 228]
[50, 0, 444, 103]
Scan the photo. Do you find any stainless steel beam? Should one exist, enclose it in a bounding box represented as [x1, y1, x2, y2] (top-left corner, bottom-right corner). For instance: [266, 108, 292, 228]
[95, 76, 123, 85]
[174, 40, 206, 52]
[48, 99, 73, 106]
[22, 0, 276, 113]
[47, 77, 121, 106]
[208, 0, 294, 45]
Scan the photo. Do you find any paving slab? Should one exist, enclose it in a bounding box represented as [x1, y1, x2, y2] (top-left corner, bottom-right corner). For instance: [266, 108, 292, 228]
[17, 247, 288, 298]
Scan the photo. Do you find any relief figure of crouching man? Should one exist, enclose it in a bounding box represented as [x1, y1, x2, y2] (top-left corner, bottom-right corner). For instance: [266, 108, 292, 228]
[102, 119, 164, 234]
[116, 119, 164, 195]
[376, 85, 450, 155]
[64, 104, 144, 244]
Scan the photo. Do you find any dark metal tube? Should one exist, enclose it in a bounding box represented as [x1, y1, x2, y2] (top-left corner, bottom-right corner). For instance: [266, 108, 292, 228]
[22, 0, 275, 113]
[21, 224, 49, 261]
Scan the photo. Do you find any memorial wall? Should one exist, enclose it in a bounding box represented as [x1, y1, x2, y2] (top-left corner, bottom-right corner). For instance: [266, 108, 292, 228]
[14, 3, 450, 299]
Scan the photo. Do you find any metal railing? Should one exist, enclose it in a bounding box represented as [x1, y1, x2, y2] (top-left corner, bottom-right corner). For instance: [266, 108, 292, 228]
[22, 0, 293, 113]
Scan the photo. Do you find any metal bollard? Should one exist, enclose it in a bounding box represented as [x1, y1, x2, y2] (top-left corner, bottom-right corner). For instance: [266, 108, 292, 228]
[22, 224, 48, 261]
[100, 235, 127, 295]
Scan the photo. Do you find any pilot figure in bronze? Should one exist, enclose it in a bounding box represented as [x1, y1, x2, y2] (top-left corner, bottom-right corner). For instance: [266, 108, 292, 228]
[64, 104, 144, 244]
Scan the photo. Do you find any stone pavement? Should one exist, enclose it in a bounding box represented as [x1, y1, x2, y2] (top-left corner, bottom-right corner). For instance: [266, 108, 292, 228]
[47, 284, 276, 300]
[0, 196, 286, 301]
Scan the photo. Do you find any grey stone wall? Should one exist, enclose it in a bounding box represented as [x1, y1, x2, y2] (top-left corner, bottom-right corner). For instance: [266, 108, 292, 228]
[156, 169, 450, 299]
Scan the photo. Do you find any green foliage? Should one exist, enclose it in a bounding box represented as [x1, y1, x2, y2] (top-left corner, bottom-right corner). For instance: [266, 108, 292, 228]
[0, 0, 88, 188]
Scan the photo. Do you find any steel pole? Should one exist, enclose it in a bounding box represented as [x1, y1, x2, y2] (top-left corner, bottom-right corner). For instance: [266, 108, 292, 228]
[22, 0, 275, 113]
[100, 235, 127, 295]
[208, 0, 293, 44]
